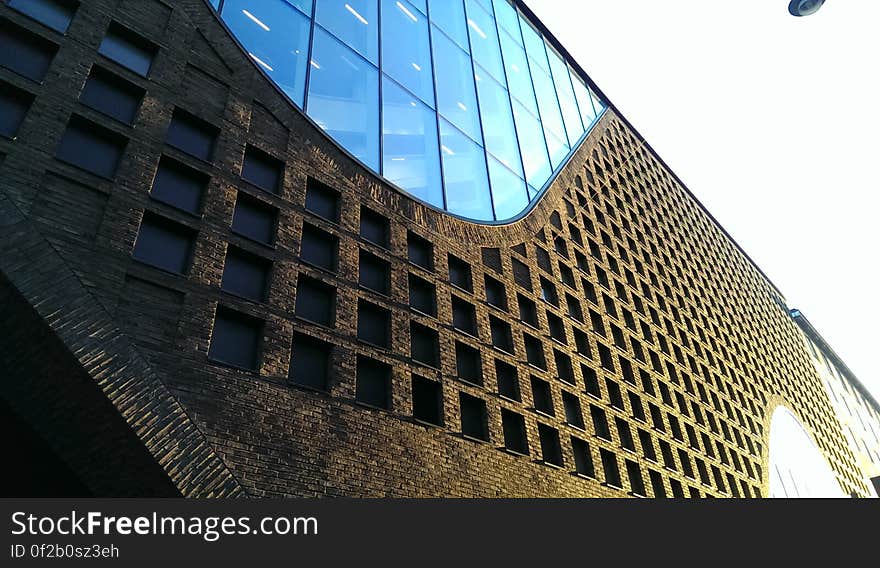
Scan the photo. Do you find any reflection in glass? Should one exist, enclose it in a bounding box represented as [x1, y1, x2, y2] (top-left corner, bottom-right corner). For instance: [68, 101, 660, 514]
[465, 0, 505, 84]
[381, 0, 435, 107]
[498, 29, 538, 117]
[408, 0, 427, 15]
[315, 0, 379, 65]
[511, 100, 551, 189]
[285, 0, 313, 16]
[214, 0, 606, 222]
[8, 0, 75, 33]
[571, 69, 598, 126]
[307, 28, 380, 170]
[530, 64, 569, 167]
[222, 0, 311, 106]
[590, 89, 605, 119]
[475, 66, 522, 177]
[439, 119, 493, 221]
[432, 28, 482, 144]
[527, 183, 540, 201]
[382, 77, 443, 209]
[546, 43, 584, 146]
[519, 16, 549, 73]
[488, 155, 528, 221]
[427, 0, 469, 52]
[491, 0, 522, 44]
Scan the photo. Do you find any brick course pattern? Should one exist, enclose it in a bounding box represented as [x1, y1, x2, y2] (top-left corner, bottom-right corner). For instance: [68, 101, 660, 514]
[0, 0, 869, 497]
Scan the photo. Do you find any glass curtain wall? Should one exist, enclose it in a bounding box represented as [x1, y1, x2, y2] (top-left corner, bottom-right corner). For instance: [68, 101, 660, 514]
[214, 0, 606, 222]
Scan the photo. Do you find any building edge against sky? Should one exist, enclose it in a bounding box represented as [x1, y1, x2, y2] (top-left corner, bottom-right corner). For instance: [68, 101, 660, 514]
[0, 0, 873, 497]
[791, 309, 880, 497]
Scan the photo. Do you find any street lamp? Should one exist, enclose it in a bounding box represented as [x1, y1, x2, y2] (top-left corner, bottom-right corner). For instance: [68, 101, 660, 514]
[789, 0, 826, 16]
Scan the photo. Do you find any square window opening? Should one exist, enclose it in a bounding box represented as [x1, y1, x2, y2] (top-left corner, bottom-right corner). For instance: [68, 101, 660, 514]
[459, 392, 488, 442]
[221, 246, 271, 302]
[208, 306, 262, 371]
[242, 145, 284, 194]
[305, 177, 340, 223]
[412, 375, 443, 426]
[289, 333, 331, 391]
[131, 213, 195, 274]
[356, 356, 391, 410]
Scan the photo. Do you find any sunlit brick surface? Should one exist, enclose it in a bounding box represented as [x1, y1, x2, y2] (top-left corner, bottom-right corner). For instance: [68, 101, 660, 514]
[0, 0, 869, 497]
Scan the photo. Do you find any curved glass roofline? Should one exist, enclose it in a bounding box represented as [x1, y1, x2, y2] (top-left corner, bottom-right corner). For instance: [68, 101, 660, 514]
[207, 0, 607, 223]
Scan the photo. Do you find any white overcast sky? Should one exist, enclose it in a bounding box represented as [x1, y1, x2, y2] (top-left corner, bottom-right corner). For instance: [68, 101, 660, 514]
[529, 0, 880, 401]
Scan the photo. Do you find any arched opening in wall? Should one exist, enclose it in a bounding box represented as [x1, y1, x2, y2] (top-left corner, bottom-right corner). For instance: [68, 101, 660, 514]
[768, 406, 845, 498]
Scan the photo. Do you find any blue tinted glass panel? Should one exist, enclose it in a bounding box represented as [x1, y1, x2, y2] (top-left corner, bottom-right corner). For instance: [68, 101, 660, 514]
[315, 0, 378, 65]
[527, 183, 540, 201]
[530, 64, 569, 164]
[519, 17, 549, 73]
[439, 119, 493, 221]
[498, 29, 537, 117]
[221, 0, 310, 107]
[285, 0, 313, 16]
[511, 100, 551, 189]
[8, 0, 76, 33]
[382, 77, 443, 209]
[465, 0, 504, 84]
[427, 0, 469, 52]
[408, 0, 427, 15]
[223, 0, 310, 15]
[590, 89, 605, 116]
[307, 28, 380, 170]
[213, 0, 606, 222]
[571, 69, 598, 126]
[474, 67, 521, 177]
[431, 28, 482, 144]
[546, 43, 584, 145]
[488, 155, 527, 221]
[382, 0, 434, 107]
[98, 26, 155, 77]
[545, 129, 568, 169]
[492, 0, 521, 44]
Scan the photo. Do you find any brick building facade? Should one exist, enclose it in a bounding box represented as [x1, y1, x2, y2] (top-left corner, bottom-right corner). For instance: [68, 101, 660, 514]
[0, 0, 871, 497]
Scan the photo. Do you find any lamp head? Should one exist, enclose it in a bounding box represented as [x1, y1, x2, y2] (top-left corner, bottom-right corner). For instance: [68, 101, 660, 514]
[789, 0, 826, 16]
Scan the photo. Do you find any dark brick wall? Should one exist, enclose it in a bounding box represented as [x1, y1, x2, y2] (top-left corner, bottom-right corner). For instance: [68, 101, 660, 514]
[0, 273, 180, 497]
[0, 0, 868, 497]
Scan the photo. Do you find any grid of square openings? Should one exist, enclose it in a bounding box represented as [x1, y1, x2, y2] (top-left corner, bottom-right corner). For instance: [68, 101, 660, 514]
[521, 118, 783, 497]
[3, 15, 154, 186]
[379, 117, 772, 496]
[213, 104, 794, 495]
[78, 18, 833, 497]
[216, 136, 775, 496]
[131, 97, 283, 375]
[640, 123, 832, 480]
